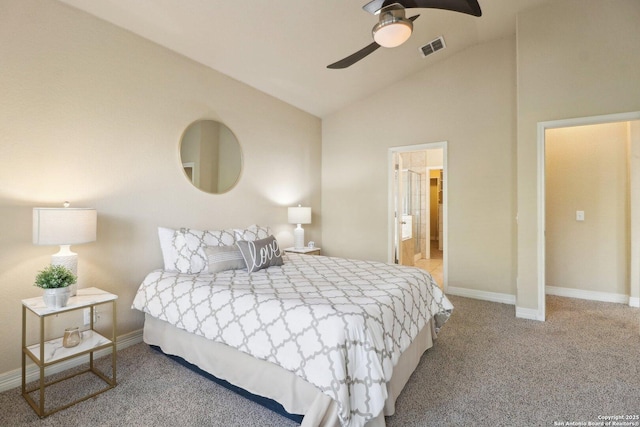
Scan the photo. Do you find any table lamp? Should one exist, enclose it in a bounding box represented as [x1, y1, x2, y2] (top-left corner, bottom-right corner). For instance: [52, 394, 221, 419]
[288, 204, 311, 250]
[33, 202, 97, 296]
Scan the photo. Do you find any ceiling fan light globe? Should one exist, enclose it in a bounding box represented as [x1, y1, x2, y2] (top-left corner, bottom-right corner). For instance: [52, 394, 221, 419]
[373, 20, 412, 48]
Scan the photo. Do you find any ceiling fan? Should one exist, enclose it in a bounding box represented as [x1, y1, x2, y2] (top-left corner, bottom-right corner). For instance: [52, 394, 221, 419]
[327, 0, 482, 69]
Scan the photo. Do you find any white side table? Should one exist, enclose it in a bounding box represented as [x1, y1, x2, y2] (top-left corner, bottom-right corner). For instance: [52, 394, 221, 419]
[21, 287, 117, 417]
[284, 247, 321, 256]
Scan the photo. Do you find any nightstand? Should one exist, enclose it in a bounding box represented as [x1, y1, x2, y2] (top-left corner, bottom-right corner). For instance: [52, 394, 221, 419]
[284, 247, 321, 256]
[21, 287, 117, 417]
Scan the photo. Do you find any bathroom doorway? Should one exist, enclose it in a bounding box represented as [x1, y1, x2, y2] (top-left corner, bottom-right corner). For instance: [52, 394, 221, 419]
[389, 142, 447, 289]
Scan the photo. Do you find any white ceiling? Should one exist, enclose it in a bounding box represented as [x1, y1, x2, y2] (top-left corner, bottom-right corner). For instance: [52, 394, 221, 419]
[57, 0, 549, 118]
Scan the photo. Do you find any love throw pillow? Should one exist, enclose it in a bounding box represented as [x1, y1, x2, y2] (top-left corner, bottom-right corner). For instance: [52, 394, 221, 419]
[236, 235, 284, 273]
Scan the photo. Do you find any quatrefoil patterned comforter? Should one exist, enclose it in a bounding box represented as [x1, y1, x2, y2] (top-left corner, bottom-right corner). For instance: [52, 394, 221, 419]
[132, 253, 453, 427]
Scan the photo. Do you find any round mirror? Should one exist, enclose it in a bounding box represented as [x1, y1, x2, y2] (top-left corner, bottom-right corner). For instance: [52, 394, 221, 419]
[180, 119, 243, 194]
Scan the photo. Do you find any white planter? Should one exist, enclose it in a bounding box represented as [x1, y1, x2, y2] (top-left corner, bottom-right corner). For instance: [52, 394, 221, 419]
[42, 287, 71, 309]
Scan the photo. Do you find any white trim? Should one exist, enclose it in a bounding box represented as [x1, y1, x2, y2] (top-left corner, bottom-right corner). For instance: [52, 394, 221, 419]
[182, 161, 198, 187]
[536, 111, 640, 322]
[629, 297, 640, 308]
[536, 122, 547, 322]
[546, 286, 630, 304]
[540, 112, 640, 130]
[445, 287, 550, 320]
[447, 286, 516, 305]
[516, 306, 545, 321]
[0, 329, 143, 393]
[388, 142, 448, 290]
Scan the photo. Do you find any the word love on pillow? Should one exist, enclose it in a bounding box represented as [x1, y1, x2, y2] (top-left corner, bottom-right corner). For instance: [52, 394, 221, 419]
[236, 235, 284, 273]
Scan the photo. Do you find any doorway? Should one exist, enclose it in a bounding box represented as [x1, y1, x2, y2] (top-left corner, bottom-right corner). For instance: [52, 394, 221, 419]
[537, 112, 640, 320]
[388, 142, 447, 289]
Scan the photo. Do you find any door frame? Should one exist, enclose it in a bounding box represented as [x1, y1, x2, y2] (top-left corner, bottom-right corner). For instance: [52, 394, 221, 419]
[536, 111, 640, 320]
[388, 141, 448, 289]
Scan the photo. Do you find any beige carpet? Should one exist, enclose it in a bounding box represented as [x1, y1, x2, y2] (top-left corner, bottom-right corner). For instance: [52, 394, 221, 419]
[1, 295, 638, 426]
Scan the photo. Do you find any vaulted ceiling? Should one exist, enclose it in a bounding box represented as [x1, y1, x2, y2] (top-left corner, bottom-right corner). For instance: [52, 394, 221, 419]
[57, 0, 550, 117]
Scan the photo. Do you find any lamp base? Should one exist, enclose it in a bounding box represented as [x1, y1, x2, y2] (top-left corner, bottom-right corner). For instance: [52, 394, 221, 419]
[293, 225, 305, 250]
[52, 245, 78, 296]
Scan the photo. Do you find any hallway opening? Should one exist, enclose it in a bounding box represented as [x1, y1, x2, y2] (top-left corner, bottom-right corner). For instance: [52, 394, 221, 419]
[536, 111, 640, 320]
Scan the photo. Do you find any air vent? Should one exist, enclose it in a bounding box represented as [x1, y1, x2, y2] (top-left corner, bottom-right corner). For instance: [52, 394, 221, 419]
[419, 36, 446, 58]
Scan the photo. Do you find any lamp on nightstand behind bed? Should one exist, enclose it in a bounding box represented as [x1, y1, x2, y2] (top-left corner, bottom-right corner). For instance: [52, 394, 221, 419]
[288, 204, 311, 250]
[33, 202, 97, 296]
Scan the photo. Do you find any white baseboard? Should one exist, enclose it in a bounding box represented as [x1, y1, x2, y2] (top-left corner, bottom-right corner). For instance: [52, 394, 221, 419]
[0, 329, 143, 394]
[444, 285, 637, 321]
[446, 286, 516, 305]
[546, 286, 630, 304]
[515, 306, 545, 321]
[446, 286, 547, 321]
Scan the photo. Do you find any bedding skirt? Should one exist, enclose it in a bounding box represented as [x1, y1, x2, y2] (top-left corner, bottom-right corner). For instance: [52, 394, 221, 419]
[143, 313, 436, 427]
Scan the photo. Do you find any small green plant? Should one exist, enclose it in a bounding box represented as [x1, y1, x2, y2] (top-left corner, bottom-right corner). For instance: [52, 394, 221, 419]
[34, 265, 77, 289]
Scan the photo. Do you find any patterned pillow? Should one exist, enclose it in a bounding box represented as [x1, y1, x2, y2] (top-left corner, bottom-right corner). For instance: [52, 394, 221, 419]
[204, 245, 246, 273]
[236, 235, 284, 273]
[172, 228, 237, 274]
[234, 224, 271, 242]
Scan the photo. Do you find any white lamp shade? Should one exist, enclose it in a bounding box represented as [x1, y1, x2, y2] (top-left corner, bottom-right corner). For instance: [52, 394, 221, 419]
[288, 206, 311, 225]
[33, 207, 97, 245]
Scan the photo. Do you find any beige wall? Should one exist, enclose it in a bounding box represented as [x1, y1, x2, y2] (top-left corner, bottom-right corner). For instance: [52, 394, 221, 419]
[516, 0, 640, 312]
[0, 0, 321, 375]
[322, 37, 517, 296]
[545, 123, 629, 295]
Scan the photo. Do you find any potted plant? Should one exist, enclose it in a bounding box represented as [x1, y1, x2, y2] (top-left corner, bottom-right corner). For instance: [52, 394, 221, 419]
[34, 265, 77, 308]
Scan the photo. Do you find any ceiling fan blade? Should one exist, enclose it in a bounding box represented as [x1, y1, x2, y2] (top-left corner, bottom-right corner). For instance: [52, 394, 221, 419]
[327, 14, 420, 69]
[404, 0, 481, 16]
[327, 42, 381, 69]
[364, 0, 481, 17]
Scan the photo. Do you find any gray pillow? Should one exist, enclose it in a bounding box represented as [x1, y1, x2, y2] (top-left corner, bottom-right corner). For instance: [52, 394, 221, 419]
[236, 235, 284, 273]
[204, 245, 246, 273]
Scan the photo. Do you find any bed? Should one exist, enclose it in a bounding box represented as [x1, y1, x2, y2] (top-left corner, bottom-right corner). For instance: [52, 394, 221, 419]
[132, 225, 453, 427]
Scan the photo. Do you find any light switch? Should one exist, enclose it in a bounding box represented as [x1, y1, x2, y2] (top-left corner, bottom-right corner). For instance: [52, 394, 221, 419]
[576, 210, 585, 221]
